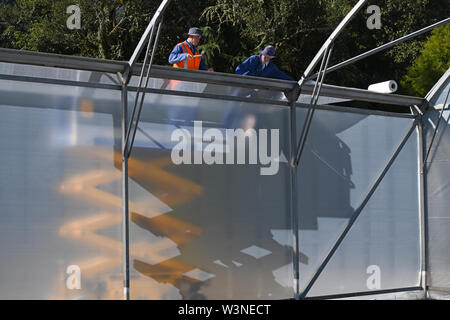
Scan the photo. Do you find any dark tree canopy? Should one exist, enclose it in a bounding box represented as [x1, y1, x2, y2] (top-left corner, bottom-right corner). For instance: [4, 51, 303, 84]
[0, 0, 448, 95]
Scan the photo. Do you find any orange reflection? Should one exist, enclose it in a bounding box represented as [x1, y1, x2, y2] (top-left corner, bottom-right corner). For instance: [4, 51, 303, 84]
[79, 99, 94, 118]
[134, 258, 198, 285]
[131, 211, 202, 246]
[55, 146, 205, 299]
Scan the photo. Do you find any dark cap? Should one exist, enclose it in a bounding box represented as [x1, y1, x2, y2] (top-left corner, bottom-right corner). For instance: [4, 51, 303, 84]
[259, 45, 276, 58]
[183, 27, 204, 38]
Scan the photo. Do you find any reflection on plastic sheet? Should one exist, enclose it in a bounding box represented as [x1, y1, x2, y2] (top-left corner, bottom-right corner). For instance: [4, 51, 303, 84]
[0, 61, 424, 299]
[53, 147, 204, 299]
[0, 67, 293, 299]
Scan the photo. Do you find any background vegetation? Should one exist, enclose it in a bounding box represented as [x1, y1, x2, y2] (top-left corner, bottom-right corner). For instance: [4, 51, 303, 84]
[0, 0, 448, 95]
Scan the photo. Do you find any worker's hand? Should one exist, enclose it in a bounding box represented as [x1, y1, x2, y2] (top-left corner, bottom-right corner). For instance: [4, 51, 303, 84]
[207, 68, 214, 72]
[186, 54, 194, 60]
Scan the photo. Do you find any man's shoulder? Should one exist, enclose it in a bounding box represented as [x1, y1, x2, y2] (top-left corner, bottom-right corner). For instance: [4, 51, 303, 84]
[245, 55, 261, 63]
[174, 41, 188, 48]
[171, 42, 183, 51]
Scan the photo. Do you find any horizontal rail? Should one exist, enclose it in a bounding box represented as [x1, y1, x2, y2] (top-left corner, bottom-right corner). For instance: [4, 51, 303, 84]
[301, 82, 424, 107]
[0, 48, 424, 107]
[0, 72, 417, 118]
[304, 287, 422, 300]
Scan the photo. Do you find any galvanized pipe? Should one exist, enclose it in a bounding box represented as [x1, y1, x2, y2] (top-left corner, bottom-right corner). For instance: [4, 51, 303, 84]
[295, 45, 334, 167]
[308, 18, 450, 80]
[128, 0, 172, 70]
[128, 18, 164, 157]
[124, 25, 156, 152]
[417, 116, 428, 299]
[299, 0, 368, 82]
[424, 88, 450, 165]
[289, 98, 300, 299]
[118, 72, 130, 300]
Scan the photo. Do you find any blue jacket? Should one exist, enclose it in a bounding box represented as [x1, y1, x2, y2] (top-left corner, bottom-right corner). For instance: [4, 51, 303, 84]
[235, 54, 294, 81]
[168, 41, 208, 71]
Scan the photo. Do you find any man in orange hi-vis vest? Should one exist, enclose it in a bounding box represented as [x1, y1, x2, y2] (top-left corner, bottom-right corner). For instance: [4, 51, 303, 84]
[168, 27, 214, 71]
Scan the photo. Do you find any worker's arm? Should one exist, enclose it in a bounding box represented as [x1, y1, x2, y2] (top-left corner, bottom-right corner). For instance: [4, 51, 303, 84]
[235, 55, 258, 76]
[168, 44, 188, 65]
[266, 63, 295, 81]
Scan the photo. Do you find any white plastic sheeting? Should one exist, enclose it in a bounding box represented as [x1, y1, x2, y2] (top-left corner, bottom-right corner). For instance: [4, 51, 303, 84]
[424, 73, 450, 293]
[295, 110, 420, 297]
[0, 61, 425, 299]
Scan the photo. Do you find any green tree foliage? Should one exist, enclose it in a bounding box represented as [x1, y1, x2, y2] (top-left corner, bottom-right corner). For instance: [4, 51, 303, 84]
[0, 0, 448, 94]
[401, 25, 449, 97]
[0, 0, 155, 59]
[0, 0, 213, 61]
[199, 0, 448, 90]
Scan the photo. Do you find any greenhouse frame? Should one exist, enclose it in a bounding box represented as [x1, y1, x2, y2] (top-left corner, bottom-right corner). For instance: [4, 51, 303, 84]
[0, 0, 449, 300]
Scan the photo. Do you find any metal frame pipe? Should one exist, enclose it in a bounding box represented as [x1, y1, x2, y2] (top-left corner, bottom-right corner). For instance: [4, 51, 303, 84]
[0, 71, 423, 121]
[299, 0, 368, 81]
[124, 25, 156, 151]
[128, 18, 164, 157]
[308, 18, 450, 80]
[424, 88, 450, 164]
[0, 0, 439, 301]
[127, 0, 172, 71]
[0, 48, 424, 107]
[289, 96, 300, 300]
[424, 69, 450, 109]
[0, 73, 122, 90]
[417, 116, 428, 299]
[0, 71, 424, 119]
[295, 45, 334, 167]
[117, 71, 130, 300]
[305, 286, 423, 300]
[294, 102, 416, 119]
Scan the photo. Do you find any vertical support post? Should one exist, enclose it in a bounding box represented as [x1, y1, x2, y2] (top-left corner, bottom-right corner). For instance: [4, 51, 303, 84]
[290, 101, 300, 300]
[285, 83, 301, 299]
[288, 1, 367, 298]
[119, 72, 130, 300]
[418, 115, 428, 299]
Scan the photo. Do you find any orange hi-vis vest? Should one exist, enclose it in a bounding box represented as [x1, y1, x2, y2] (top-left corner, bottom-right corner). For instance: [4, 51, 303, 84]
[173, 41, 202, 70]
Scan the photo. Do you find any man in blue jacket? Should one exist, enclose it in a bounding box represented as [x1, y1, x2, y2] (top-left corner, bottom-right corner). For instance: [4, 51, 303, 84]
[235, 45, 294, 81]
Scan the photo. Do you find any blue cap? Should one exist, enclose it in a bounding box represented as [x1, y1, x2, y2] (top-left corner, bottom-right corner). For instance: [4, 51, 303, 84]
[259, 45, 276, 58]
